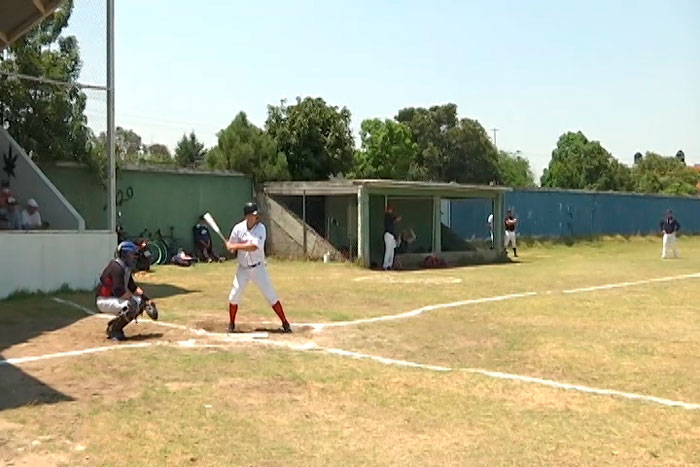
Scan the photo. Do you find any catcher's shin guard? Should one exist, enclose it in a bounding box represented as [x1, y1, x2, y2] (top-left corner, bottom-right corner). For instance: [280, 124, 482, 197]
[106, 300, 141, 340]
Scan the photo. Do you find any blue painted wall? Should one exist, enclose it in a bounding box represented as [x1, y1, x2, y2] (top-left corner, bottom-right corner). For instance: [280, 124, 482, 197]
[451, 189, 700, 239]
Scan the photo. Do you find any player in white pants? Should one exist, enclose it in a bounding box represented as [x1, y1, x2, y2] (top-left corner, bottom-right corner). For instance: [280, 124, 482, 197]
[226, 202, 291, 333]
[383, 205, 401, 270]
[504, 209, 518, 257]
[660, 210, 680, 259]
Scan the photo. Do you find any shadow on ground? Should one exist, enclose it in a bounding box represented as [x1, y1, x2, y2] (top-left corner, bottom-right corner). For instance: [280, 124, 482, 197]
[0, 296, 88, 411]
[138, 283, 198, 300]
[0, 282, 198, 411]
[0, 364, 74, 410]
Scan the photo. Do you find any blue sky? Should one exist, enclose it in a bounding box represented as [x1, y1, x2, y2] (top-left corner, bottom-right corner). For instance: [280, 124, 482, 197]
[68, 0, 700, 179]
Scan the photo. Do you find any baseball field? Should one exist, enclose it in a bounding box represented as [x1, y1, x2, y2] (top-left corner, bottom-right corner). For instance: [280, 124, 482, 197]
[1, 236, 699, 466]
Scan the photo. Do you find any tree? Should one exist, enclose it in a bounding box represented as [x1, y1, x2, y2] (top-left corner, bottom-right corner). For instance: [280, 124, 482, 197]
[146, 144, 171, 159]
[265, 97, 354, 180]
[351, 119, 419, 179]
[395, 104, 500, 184]
[540, 131, 632, 191]
[631, 152, 699, 196]
[0, 0, 94, 165]
[141, 144, 174, 165]
[497, 151, 536, 187]
[116, 127, 143, 156]
[206, 112, 289, 182]
[97, 126, 144, 161]
[174, 131, 206, 168]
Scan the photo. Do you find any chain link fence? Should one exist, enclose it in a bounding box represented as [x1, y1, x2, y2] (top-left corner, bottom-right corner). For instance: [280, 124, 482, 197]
[0, 0, 110, 230]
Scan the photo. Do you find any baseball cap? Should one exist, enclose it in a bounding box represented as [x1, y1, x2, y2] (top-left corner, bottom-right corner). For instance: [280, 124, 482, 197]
[27, 198, 39, 208]
[7, 196, 17, 205]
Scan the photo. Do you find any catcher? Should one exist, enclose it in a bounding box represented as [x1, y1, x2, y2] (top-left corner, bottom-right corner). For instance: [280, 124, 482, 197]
[95, 241, 158, 341]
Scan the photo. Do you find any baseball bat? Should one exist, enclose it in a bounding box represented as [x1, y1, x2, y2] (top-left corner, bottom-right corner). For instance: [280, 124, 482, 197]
[202, 212, 228, 244]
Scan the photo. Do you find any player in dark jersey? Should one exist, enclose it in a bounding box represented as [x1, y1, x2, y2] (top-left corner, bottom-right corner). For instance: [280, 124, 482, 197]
[660, 209, 680, 259]
[96, 241, 158, 341]
[504, 209, 517, 257]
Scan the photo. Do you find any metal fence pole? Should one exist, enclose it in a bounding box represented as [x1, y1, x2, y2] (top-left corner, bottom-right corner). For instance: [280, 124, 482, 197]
[106, 0, 116, 234]
[302, 190, 307, 258]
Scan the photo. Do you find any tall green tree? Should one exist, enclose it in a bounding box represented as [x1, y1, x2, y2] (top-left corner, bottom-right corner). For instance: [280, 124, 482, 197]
[265, 97, 354, 180]
[174, 131, 206, 168]
[351, 119, 420, 179]
[395, 104, 500, 184]
[0, 0, 94, 165]
[145, 144, 171, 159]
[141, 143, 174, 165]
[497, 151, 536, 187]
[206, 112, 289, 182]
[632, 152, 699, 196]
[98, 126, 144, 161]
[540, 131, 632, 191]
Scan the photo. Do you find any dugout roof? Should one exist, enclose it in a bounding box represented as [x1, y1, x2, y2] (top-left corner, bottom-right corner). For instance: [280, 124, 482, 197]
[264, 179, 512, 198]
[0, 0, 66, 49]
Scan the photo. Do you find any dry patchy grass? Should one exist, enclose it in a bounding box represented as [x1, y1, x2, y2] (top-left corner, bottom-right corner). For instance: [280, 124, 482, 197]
[1, 236, 699, 466]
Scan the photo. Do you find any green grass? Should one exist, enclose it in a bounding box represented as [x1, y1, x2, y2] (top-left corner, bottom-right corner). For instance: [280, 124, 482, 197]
[1, 236, 699, 466]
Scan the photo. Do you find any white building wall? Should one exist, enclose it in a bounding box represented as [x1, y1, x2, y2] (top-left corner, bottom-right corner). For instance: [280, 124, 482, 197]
[0, 231, 116, 299]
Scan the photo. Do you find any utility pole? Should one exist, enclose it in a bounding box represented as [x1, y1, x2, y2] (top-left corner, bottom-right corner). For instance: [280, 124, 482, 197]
[491, 128, 499, 148]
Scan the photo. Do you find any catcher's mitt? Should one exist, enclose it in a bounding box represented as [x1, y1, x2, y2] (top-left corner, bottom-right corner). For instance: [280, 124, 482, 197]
[144, 301, 158, 321]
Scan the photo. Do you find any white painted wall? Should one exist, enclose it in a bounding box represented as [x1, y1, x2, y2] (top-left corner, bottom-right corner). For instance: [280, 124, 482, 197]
[0, 231, 116, 299]
[0, 128, 84, 230]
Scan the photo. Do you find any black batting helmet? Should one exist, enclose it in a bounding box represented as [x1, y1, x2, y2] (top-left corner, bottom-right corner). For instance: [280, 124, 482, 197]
[243, 202, 259, 216]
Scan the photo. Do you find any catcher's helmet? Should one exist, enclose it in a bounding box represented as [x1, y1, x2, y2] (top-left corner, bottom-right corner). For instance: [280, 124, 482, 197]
[243, 202, 259, 216]
[117, 241, 139, 255]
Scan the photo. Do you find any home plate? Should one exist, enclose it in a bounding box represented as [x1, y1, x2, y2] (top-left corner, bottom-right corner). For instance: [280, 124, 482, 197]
[218, 332, 269, 340]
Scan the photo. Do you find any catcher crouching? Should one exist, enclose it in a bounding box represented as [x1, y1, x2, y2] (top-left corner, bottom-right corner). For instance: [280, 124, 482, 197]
[96, 241, 158, 341]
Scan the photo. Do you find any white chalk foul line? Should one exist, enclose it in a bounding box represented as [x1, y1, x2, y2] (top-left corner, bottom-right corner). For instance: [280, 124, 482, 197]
[256, 340, 700, 410]
[1, 339, 256, 367]
[302, 271, 700, 332]
[562, 272, 700, 294]
[50, 297, 269, 340]
[463, 368, 700, 411]
[0, 343, 152, 366]
[301, 292, 538, 332]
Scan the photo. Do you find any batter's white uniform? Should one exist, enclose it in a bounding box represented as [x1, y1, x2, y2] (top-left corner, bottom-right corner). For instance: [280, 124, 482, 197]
[228, 220, 278, 305]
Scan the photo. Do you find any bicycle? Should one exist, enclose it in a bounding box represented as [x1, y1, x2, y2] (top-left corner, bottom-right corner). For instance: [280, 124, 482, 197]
[155, 226, 180, 265]
[139, 227, 166, 266]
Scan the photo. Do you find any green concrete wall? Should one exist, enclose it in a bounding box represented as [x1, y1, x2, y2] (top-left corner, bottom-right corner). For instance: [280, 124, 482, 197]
[42, 166, 109, 230]
[42, 165, 253, 252]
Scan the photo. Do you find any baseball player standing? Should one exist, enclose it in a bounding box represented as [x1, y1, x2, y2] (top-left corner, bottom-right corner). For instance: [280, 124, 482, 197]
[383, 205, 401, 270]
[487, 213, 494, 249]
[660, 209, 680, 259]
[226, 201, 291, 333]
[504, 209, 518, 257]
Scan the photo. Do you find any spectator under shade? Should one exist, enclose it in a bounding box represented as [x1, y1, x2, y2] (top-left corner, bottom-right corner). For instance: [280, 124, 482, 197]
[22, 198, 43, 229]
[193, 219, 222, 262]
[3, 197, 22, 230]
[0, 180, 11, 210]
